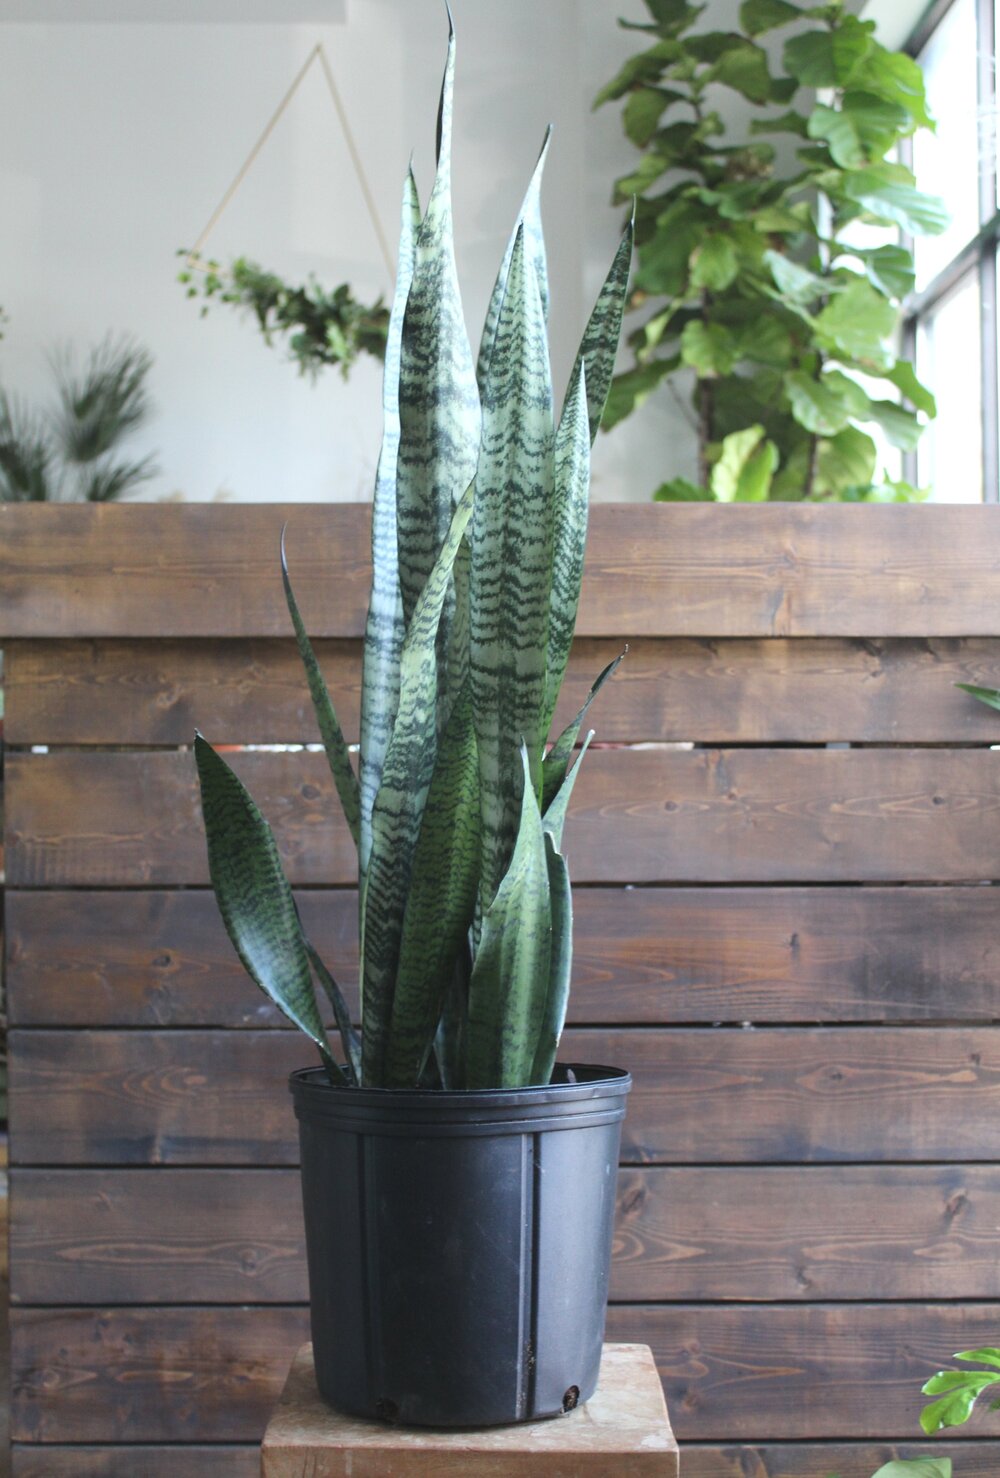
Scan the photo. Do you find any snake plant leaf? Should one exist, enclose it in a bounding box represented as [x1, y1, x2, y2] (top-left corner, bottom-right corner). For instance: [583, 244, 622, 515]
[280, 529, 360, 849]
[301, 931, 361, 1087]
[396, 17, 480, 677]
[471, 226, 555, 905]
[542, 361, 590, 736]
[193, 733, 342, 1083]
[957, 682, 1000, 712]
[529, 831, 572, 1086]
[362, 480, 475, 1085]
[476, 126, 552, 390]
[434, 939, 472, 1090]
[568, 220, 634, 445]
[384, 680, 481, 1087]
[360, 167, 421, 880]
[543, 729, 594, 852]
[543, 652, 623, 812]
[465, 744, 553, 1089]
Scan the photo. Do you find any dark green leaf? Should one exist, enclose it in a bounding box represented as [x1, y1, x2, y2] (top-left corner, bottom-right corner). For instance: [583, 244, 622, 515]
[568, 222, 634, 444]
[543, 654, 624, 812]
[863, 398, 924, 451]
[814, 278, 896, 361]
[624, 87, 680, 147]
[808, 91, 908, 167]
[842, 164, 949, 236]
[470, 227, 555, 904]
[815, 424, 877, 496]
[465, 745, 552, 1089]
[855, 47, 932, 130]
[783, 18, 872, 88]
[593, 40, 682, 108]
[281, 531, 360, 848]
[360, 168, 420, 879]
[763, 248, 828, 303]
[681, 320, 739, 377]
[542, 730, 593, 852]
[708, 39, 773, 103]
[194, 734, 339, 1082]
[529, 832, 572, 1087]
[785, 368, 868, 436]
[739, 0, 802, 36]
[920, 1368, 1000, 1434]
[301, 936, 360, 1085]
[602, 358, 677, 432]
[882, 359, 936, 417]
[957, 685, 1000, 713]
[690, 235, 739, 290]
[363, 482, 475, 1086]
[384, 681, 480, 1088]
[861, 244, 915, 300]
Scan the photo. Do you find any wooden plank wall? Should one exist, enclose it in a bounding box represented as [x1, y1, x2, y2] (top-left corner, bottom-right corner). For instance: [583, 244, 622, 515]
[5, 501, 1000, 1476]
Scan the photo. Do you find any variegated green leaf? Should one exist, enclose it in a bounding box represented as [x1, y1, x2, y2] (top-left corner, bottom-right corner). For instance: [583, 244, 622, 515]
[302, 933, 361, 1087]
[280, 529, 360, 849]
[543, 653, 623, 812]
[568, 221, 634, 444]
[543, 729, 593, 851]
[362, 480, 475, 1085]
[384, 680, 480, 1088]
[530, 831, 572, 1086]
[465, 745, 553, 1089]
[471, 226, 555, 905]
[542, 361, 590, 736]
[396, 17, 480, 704]
[360, 167, 421, 881]
[194, 734, 341, 1083]
[476, 125, 552, 390]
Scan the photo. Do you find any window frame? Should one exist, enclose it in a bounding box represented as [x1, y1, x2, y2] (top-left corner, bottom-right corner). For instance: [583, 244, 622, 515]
[900, 0, 1000, 500]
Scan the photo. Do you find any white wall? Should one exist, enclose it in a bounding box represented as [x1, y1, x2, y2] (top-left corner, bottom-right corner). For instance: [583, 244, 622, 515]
[0, 0, 707, 503]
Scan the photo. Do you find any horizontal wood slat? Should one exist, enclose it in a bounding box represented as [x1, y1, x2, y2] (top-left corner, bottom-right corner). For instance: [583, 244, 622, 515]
[11, 1164, 1000, 1305]
[10, 635, 1000, 746]
[6, 503, 1000, 638]
[680, 1444, 1000, 1478]
[12, 885, 1000, 1028]
[9, 747, 1000, 887]
[606, 1303, 1000, 1441]
[13, 1303, 1000, 1443]
[11, 1449, 259, 1477]
[10, 1028, 1000, 1167]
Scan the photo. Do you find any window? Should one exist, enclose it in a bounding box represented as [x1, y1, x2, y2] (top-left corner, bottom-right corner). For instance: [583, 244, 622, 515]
[902, 0, 999, 500]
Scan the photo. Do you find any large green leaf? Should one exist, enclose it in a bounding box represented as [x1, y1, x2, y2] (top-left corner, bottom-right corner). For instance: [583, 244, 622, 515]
[841, 164, 949, 236]
[194, 734, 340, 1082]
[470, 227, 555, 905]
[383, 681, 480, 1088]
[623, 86, 682, 146]
[785, 369, 868, 437]
[708, 38, 773, 104]
[858, 243, 915, 301]
[814, 278, 896, 362]
[690, 234, 739, 291]
[739, 0, 802, 36]
[395, 19, 480, 692]
[529, 832, 572, 1086]
[567, 221, 634, 444]
[543, 657, 622, 812]
[711, 425, 777, 501]
[815, 424, 877, 496]
[863, 398, 923, 451]
[783, 20, 872, 88]
[808, 91, 908, 168]
[763, 249, 828, 303]
[920, 1363, 1000, 1434]
[465, 746, 552, 1089]
[592, 40, 682, 108]
[681, 320, 739, 377]
[360, 168, 420, 880]
[362, 482, 475, 1086]
[872, 1463, 952, 1478]
[476, 127, 551, 391]
[882, 358, 936, 417]
[280, 530, 360, 849]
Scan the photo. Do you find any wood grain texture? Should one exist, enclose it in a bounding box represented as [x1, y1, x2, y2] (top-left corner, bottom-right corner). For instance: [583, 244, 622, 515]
[12, 1164, 1000, 1305]
[11, 1448, 258, 1477]
[13, 885, 1000, 1029]
[603, 1303, 1000, 1441]
[9, 747, 1000, 887]
[6, 503, 1000, 638]
[10, 1028, 1000, 1167]
[12, 1303, 1000, 1443]
[11, 636, 1000, 745]
[10, 1305, 308, 1443]
[680, 1444, 1000, 1478]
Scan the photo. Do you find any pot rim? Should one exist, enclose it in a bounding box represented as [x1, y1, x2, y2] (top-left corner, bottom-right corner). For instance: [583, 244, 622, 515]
[290, 1060, 631, 1108]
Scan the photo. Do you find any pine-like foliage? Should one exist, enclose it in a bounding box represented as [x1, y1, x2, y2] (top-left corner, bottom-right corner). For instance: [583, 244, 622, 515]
[196, 21, 631, 1090]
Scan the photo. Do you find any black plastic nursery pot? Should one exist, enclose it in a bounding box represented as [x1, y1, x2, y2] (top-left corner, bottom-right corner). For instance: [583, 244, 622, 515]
[289, 1062, 631, 1428]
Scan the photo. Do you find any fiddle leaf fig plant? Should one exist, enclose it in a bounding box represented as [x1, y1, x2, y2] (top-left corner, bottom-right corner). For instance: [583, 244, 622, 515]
[595, 0, 947, 502]
[195, 19, 631, 1091]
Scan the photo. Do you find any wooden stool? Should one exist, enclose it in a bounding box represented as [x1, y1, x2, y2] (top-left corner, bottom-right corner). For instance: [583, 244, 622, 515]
[261, 1341, 679, 1476]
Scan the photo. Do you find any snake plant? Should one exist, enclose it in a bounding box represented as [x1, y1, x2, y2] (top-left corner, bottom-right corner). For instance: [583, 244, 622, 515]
[195, 19, 631, 1091]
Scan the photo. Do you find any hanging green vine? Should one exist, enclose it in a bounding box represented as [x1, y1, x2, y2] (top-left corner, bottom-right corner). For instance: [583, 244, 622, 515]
[177, 254, 390, 379]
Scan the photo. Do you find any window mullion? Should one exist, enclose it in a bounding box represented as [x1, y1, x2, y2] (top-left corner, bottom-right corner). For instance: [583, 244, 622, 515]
[976, 0, 999, 498]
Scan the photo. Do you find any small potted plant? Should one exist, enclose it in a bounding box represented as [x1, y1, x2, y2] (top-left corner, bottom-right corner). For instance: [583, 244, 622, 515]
[195, 16, 632, 1429]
